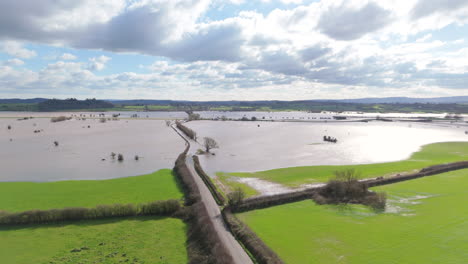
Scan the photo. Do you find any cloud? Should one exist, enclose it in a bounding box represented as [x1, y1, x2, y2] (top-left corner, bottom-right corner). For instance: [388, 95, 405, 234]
[411, 0, 468, 19]
[2, 58, 24, 66]
[87, 55, 111, 71]
[59, 53, 77, 60]
[317, 2, 392, 40]
[0, 41, 37, 58]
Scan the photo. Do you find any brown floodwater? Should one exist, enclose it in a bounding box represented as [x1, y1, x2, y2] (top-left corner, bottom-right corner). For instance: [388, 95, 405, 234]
[186, 120, 468, 176]
[0, 114, 183, 181]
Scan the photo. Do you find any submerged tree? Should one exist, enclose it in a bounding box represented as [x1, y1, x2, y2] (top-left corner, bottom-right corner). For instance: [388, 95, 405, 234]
[203, 137, 219, 153]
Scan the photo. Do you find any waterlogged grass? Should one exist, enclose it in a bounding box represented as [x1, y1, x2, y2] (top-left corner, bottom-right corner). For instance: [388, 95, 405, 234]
[225, 142, 468, 188]
[0, 216, 187, 264]
[0, 169, 182, 212]
[237, 169, 468, 264]
[217, 172, 259, 197]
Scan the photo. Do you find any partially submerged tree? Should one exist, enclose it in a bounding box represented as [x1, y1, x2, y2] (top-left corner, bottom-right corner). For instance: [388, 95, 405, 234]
[117, 153, 124, 162]
[165, 120, 171, 127]
[203, 137, 219, 153]
[7, 125, 11, 130]
[53, 141, 59, 147]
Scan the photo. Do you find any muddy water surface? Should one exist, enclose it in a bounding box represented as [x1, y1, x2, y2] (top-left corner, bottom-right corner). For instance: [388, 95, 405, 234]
[0, 114, 183, 181]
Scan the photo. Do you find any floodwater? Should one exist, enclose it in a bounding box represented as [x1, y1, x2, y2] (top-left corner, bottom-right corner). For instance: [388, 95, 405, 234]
[0, 114, 183, 181]
[186, 120, 468, 176]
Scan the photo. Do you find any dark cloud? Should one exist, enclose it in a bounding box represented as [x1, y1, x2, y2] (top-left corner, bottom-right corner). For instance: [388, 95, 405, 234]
[164, 22, 245, 62]
[0, 0, 81, 41]
[299, 45, 331, 62]
[317, 2, 392, 41]
[411, 0, 468, 19]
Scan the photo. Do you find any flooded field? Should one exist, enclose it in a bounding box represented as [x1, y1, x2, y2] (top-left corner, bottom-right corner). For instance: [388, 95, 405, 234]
[186, 120, 468, 175]
[0, 113, 183, 181]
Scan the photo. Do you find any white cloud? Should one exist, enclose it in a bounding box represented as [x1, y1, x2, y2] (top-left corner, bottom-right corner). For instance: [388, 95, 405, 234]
[0, 41, 37, 59]
[2, 58, 24, 66]
[0, 0, 467, 99]
[87, 55, 111, 71]
[59, 53, 77, 60]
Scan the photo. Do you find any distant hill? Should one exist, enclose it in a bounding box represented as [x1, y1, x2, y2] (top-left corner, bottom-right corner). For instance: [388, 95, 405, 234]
[336, 96, 468, 104]
[2, 96, 467, 105]
[107, 96, 468, 105]
[37, 98, 114, 111]
[0, 98, 48, 104]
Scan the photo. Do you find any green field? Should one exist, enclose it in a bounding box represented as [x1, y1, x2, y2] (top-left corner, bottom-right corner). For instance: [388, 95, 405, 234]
[0, 169, 182, 212]
[0, 216, 187, 264]
[238, 169, 468, 264]
[221, 142, 468, 192]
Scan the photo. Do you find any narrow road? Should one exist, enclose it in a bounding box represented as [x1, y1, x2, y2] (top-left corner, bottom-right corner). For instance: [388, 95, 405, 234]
[173, 125, 253, 264]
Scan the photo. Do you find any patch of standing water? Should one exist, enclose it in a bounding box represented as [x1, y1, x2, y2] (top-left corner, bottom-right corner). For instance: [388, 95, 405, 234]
[385, 194, 434, 216]
[233, 177, 292, 196]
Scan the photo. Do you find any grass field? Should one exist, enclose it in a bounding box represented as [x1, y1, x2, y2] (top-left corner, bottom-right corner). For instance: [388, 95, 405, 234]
[223, 142, 468, 190]
[0, 169, 182, 212]
[237, 168, 468, 264]
[0, 216, 187, 264]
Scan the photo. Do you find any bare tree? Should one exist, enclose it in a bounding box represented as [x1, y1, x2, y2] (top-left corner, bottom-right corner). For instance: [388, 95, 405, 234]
[203, 137, 219, 153]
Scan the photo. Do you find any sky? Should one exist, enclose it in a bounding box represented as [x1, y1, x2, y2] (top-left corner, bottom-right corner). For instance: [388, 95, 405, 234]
[0, 0, 467, 100]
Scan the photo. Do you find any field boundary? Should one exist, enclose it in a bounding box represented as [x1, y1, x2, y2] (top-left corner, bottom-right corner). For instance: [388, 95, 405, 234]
[231, 160, 468, 213]
[172, 124, 235, 264]
[0, 199, 181, 225]
[222, 207, 284, 264]
[192, 155, 226, 205]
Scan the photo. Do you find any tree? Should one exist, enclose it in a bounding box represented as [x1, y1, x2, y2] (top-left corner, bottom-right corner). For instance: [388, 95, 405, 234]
[227, 187, 245, 207]
[7, 125, 11, 130]
[203, 137, 219, 153]
[165, 120, 171, 127]
[117, 153, 124, 162]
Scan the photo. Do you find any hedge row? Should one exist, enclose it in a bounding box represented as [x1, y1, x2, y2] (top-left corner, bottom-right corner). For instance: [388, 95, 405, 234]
[172, 133, 235, 264]
[231, 188, 318, 213]
[365, 161, 468, 187]
[232, 160, 468, 213]
[186, 202, 234, 264]
[192, 155, 226, 206]
[0, 199, 181, 225]
[223, 207, 284, 264]
[176, 121, 197, 140]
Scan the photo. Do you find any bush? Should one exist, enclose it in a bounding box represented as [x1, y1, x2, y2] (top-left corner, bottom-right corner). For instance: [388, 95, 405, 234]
[51, 116, 71, 122]
[227, 187, 245, 207]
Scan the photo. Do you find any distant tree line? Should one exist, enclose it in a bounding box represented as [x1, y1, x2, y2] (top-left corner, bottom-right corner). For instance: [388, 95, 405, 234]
[38, 98, 114, 111]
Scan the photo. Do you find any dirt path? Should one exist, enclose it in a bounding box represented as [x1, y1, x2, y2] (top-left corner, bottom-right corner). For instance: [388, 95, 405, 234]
[172, 124, 253, 264]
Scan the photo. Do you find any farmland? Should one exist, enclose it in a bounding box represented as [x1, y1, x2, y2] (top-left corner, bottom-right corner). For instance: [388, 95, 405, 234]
[237, 168, 468, 264]
[0, 169, 182, 212]
[0, 216, 187, 264]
